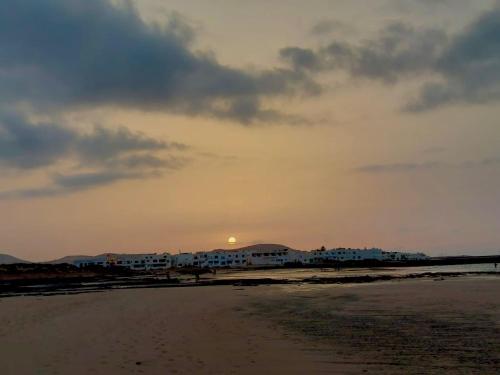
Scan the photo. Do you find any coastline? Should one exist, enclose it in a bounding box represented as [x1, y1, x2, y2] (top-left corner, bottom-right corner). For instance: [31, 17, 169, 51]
[1, 263, 499, 298]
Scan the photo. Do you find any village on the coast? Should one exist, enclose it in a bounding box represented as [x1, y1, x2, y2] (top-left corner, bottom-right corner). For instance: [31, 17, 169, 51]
[72, 245, 430, 271]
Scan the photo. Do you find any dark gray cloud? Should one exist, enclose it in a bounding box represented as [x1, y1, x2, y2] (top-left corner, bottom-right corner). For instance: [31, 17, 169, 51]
[284, 4, 500, 110]
[281, 23, 447, 83]
[52, 170, 158, 190]
[0, 0, 316, 124]
[0, 158, 191, 199]
[74, 125, 185, 164]
[1, 0, 498, 120]
[0, 112, 75, 170]
[408, 6, 500, 110]
[0, 113, 183, 170]
[310, 19, 355, 36]
[280, 47, 323, 72]
[0, 170, 156, 199]
[0, 113, 189, 198]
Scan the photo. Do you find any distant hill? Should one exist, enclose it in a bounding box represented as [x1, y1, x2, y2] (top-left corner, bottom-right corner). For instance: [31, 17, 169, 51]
[0, 254, 31, 265]
[46, 252, 162, 264]
[211, 243, 296, 252]
[46, 255, 95, 264]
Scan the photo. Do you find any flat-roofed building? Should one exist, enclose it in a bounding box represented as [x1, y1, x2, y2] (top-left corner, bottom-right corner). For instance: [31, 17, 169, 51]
[73, 253, 172, 270]
[311, 248, 384, 262]
[172, 252, 194, 268]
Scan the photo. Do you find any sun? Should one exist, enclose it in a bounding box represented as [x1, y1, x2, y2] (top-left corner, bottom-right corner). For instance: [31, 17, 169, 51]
[227, 236, 237, 245]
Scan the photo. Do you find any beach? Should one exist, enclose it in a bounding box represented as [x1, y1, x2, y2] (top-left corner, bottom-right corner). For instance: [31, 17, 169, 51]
[0, 275, 499, 374]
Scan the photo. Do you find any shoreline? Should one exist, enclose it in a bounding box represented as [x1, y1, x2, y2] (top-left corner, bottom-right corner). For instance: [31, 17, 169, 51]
[1, 269, 498, 298]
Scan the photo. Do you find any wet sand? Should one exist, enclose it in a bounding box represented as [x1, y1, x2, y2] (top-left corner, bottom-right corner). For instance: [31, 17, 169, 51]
[246, 276, 500, 374]
[0, 275, 499, 374]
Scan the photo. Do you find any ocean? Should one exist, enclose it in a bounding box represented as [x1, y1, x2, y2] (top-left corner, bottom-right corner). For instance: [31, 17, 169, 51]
[212, 262, 499, 281]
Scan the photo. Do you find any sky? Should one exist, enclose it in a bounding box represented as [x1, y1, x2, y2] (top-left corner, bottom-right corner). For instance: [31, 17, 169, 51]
[1, 0, 500, 261]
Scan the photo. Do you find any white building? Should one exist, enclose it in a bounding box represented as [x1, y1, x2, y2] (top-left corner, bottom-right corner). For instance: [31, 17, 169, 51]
[74, 255, 109, 268]
[171, 253, 194, 268]
[190, 245, 310, 268]
[245, 247, 290, 267]
[193, 250, 248, 268]
[71, 246, 429, 270]
[74, 253, 172, 270]
[310, 248, 429, 263]
[311, 248, 384, 262]
[287, 249, 313, 264]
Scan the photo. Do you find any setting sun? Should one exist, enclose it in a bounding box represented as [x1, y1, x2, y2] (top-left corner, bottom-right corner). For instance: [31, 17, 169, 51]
[227, 236, 237, 245]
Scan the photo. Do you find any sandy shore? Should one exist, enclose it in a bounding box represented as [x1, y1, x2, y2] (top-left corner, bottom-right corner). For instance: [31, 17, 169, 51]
[246, 276, 500, 374]
[0, 275, 499, 374]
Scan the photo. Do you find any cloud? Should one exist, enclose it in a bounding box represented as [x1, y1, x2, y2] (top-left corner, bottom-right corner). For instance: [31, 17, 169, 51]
[0, 113, 183, 170]
[355, 158, 500, 173]
[280, 47, 323, 72]
[0, 112, 76, 170]
[52, 170, 157, 190]
[104, 154, 187, 169]
[282, 4, 500, 111]
[310, 19, 354, 36]
[0, 113, 189, 198]
[0, 0, 317, 124]
[407, 5, 500, 110]
[387, 0, 472, 12]
[355, 161, 442, 173]
[0, 159, 191, 199]
[0, 170, 155, 199]
[1, 0, 498, 120]
[74, 125, 185, 164]
[281, 23, 447, 82]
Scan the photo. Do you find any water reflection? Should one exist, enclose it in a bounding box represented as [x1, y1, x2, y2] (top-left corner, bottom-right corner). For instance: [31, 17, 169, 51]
[211, 263, 498, 281]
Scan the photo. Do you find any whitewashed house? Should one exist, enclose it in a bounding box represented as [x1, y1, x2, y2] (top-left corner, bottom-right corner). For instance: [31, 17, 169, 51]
[193, 250, 249, 268]
[113, 253, 172, 270]
[287, 249, 313, 264]
[172, 252, 194, 268]
[71, 245, 429, 271]
[73, 255, 109, 268]
[73, 253, 172, 270]
[245, 247, 290, 267]
[311, 248, 384, 262]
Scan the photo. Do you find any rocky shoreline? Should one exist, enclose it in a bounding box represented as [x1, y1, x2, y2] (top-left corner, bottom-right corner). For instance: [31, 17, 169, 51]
[1, 270, 498, 298]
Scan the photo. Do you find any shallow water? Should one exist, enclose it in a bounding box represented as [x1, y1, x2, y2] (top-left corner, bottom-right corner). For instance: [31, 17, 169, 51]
[212, 263, 499, 281]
